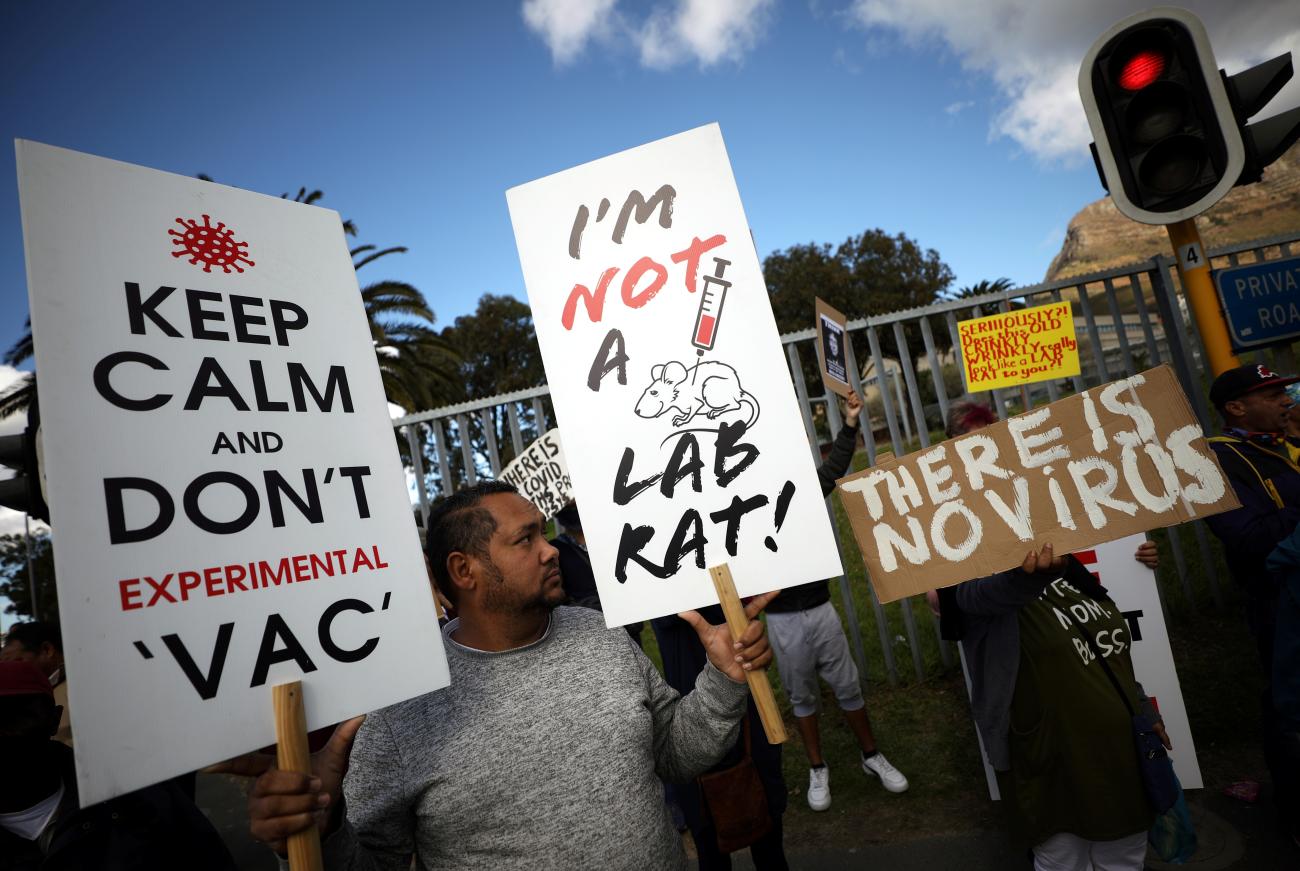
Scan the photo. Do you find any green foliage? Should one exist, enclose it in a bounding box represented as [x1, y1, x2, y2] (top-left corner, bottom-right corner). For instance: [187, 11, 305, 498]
[0, 531, 57, 620]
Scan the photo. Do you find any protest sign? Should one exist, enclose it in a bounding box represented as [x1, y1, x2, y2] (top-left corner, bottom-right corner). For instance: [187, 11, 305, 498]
[814, 298, 852, 398]
[837, 365, 1238, 603]
[16, 141, 449, 805]
[507, 124, 842, 627]
[958, 301, 1080, 392]
[972, 532, 1202, 799]
[498, 429, 572, 520]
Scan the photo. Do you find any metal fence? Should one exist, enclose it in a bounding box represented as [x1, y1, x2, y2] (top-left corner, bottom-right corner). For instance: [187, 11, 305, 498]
[394, 229, 1300, 685]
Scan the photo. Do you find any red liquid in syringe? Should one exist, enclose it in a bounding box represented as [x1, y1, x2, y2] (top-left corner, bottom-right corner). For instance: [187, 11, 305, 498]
[692, 257, 732, 352]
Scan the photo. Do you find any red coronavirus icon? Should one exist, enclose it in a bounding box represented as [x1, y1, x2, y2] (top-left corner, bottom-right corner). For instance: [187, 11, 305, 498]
[168, 214, 255, 274]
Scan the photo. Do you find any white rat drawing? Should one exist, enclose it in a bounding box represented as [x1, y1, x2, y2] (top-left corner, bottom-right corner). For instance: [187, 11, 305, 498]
[634, 360, 760, 429]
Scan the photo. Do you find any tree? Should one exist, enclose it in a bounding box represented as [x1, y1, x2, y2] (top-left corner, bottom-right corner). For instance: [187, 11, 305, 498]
[418, 294, 549, 492]
[763, 228, 955, 392]
[0, 319, 34, 419]
[946, 277, 1017, 317]
[0, 531, 57, 621]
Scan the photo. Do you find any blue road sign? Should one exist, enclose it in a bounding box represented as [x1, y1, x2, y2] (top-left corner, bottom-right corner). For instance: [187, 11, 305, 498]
[1215, 255, 1300, 350]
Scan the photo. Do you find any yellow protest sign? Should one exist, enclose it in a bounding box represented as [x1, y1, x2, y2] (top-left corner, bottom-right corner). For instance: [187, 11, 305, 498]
[958, 301, 1080, 392]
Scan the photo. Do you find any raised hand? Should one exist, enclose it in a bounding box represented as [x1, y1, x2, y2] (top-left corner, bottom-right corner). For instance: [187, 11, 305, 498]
[844, 391, 864, 427]
[1021, 542, 1066, 576]
[677, 590, 779, 683]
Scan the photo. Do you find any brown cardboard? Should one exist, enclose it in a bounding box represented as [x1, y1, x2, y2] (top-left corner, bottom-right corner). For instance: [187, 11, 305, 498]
[814, 297, 852, 398]
[836, 365, 1240, 603]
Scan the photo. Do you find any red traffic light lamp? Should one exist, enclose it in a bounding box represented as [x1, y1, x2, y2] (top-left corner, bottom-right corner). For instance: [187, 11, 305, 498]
[1079, 7, 1243, 225]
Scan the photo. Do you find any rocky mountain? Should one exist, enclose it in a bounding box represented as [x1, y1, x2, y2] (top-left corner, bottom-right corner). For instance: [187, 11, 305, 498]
[1045, 141, 1300, 282]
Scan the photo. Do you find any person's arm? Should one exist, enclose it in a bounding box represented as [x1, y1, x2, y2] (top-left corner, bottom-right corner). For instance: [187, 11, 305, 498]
[817, 392, 863, 497]
[640, 592, 776, 783]
[953, 545, 1065, 617]
[1267, 519, 1300, 573]
[1204, 447, 1300, 560]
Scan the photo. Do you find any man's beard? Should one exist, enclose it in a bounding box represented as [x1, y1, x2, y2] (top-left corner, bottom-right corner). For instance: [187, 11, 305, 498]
[480, 556, 560, 616]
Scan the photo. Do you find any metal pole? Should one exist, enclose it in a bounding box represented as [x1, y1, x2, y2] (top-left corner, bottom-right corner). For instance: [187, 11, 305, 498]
[25, 514, 39, 622]
[1167, 217, 1241, 376]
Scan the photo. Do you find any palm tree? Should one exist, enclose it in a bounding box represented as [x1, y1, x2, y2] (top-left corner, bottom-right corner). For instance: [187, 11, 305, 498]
[948, 277, 1018, 316]
[0, 319, 34, 419]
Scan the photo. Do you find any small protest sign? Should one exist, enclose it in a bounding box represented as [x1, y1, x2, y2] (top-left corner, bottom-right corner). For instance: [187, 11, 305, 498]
[498, 429, 572, 520]
[958, 301, 1080, 392]
[837, 365, 1238, 603]
[815, 298, 851, 398]
[16, 141, 449, 805]
[507, 124, 842, 627]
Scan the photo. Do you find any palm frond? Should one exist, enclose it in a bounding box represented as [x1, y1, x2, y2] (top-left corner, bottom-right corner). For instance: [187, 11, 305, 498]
[353, 246, 408, 271]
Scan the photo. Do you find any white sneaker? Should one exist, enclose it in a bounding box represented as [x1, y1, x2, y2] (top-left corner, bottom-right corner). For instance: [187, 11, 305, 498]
[861, 751, 909, 793]
[807, 766, 831, 811]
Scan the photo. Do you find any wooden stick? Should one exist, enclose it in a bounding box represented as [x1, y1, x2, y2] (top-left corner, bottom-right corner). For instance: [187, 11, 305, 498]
[708, 564, 788, 745]
[273, 681, 323, 871]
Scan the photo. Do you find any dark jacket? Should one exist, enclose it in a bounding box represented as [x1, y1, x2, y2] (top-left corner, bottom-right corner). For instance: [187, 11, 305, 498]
[1206, 435, 1300, 663]
[945, 556, 1155, 771]
[0, 744, 235, 871]
[767, 421, 859, 614]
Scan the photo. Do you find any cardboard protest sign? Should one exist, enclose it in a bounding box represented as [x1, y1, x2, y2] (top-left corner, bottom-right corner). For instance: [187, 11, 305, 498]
[498, 429, 572, 520]
[973, 532, 1202, 799]
[507, 124, 842, 627]
[958, 301, 1080, 392]
[837, 365, 1238, 603]
[814, 298, 852, 398]
[16, 141, 449, 805]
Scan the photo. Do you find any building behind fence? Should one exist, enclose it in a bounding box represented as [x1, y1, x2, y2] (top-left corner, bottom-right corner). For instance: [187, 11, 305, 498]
[394, 231, 1300, 685]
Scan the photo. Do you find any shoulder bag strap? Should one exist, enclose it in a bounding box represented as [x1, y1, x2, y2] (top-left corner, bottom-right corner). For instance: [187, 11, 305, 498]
[1066, 618, 1136, 718]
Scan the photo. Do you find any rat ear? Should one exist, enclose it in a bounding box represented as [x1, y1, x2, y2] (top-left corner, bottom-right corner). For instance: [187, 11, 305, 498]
[663, 361, 687, 384]
[650, 364, 665, 381]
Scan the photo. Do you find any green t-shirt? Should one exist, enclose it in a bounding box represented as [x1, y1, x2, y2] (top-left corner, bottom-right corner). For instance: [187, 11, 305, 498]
[995, 575, 1153, 846]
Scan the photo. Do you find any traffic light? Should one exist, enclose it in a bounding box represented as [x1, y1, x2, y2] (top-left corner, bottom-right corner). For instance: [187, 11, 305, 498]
[1079, 7, 1243, 225]
[0, 400, 48, 522]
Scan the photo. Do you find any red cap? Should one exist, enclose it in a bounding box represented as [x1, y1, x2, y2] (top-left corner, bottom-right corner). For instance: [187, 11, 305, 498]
[0, 661, 54, 698]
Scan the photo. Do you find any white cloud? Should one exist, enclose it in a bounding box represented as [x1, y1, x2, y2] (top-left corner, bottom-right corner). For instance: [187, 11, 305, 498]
[522, 0, 620, 65]
[522, 0, 775, 69]
[637, 0, 776, 70]
[849, 0, 1300, 164]
[944, 99, 975, 115]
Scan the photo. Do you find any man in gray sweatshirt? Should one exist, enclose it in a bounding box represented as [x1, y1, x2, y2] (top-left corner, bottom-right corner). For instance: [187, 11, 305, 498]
[245, 480, 775, 870]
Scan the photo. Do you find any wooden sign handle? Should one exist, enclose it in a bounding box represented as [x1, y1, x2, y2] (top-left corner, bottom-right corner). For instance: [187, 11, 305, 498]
[273, 681, 323, 871]
[708, 564, 788, 745]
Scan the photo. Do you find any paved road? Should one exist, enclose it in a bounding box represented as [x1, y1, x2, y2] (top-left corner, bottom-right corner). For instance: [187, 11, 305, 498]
[200, 774, 1293, 869]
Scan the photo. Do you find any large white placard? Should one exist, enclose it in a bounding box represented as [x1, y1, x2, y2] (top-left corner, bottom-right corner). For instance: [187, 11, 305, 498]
[16, 141, 449, 805]
[507, 124, 842, 626]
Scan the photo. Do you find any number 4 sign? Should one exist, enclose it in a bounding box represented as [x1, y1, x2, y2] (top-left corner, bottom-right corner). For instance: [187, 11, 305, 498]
[1179, 241, 1204, 271]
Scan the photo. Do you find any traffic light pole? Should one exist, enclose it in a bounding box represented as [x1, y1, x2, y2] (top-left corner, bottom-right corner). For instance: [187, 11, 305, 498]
[1165, 217, 1240, 376]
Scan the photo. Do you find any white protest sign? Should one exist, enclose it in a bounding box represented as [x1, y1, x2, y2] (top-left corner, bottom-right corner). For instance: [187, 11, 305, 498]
[507, 124, 842, 626]
[16, 141, 449, 805]
[498, 429, 572, 520]
[973, 533, 1202, 799]
[1081, 534, 1202, 788]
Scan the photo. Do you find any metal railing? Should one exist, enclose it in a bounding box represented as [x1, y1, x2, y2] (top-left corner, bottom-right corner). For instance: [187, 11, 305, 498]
[394, 230, 1300, 685]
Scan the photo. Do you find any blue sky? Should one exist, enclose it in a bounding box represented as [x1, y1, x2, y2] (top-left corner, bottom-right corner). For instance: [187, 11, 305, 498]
[1, 0, 1298, 625]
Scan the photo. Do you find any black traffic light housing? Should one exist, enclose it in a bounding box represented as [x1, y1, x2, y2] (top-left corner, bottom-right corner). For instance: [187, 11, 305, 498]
[0, 399, 48, 522]
[1224, 53, 1300, 185]
[1079, 7, 1244, 225]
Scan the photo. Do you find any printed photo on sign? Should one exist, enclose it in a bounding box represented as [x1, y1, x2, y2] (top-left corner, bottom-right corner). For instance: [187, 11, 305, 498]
[498, 429, 572, 520]
[507, 124, 842, 627]
[837, 365, 1239, 603]
[814, 297, 851, 398]
[16, 141, 449, 805]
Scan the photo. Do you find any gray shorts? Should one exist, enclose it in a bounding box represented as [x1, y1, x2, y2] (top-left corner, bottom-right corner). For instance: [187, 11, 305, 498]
[766, 600, 863, 718]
